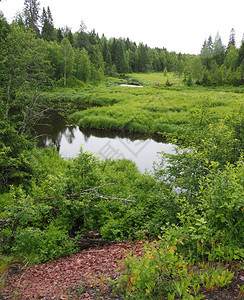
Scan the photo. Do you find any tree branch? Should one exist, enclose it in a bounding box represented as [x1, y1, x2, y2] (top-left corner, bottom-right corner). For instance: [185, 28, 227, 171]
[33, 183, 135, 203]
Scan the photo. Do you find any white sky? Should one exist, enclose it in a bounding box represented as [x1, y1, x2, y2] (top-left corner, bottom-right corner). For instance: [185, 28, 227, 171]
[1, 0, 243, 54]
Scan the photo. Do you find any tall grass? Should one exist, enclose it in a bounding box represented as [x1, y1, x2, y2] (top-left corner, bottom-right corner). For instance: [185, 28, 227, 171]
[70, 73, 243, 140]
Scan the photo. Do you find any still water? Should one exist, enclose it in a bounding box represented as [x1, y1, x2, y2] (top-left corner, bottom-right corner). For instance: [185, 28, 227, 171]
[35, 113, 175, 172]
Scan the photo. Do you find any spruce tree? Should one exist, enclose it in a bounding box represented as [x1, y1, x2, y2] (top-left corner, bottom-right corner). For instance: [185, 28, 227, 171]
[41, 6, 55, 41]
[213, 32, 225, 65]
[76, 21, 88, 50]
[200, 39, 207, 54]
[201, 43, 212, 69]
[207, 35, 213, 51]
[228, 28, 236, 48]
[61, 26, 73, 46]
[101, 35, 112, 74]
[57, 28, 63, 43]
[23, 0, 40, 36]
[238, 40, 244, 66]
[67, 30, 74, 46]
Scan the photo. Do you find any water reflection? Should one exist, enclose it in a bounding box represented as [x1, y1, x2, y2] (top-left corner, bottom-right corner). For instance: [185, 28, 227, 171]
[34, 113, 175, 172]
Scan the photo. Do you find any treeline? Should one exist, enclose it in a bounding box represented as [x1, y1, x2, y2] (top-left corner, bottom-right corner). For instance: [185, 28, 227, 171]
[185, 30, 244, 86]
[0, 0, 187, 87]
[1, 0, 244, 87]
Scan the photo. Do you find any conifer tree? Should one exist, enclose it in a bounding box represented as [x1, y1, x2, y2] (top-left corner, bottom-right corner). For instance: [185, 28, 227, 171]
[76, 20, 88, 50]
[238, 39, 244, 66]
[101, 35, 112, 74]
[201, 42, 212, 69]
[228, 28, 236, 48]
[61, 26, 73, 46]
[207, 35, 213, 51]
[41, 6, 55, 41]
[23, 0, 40, 36]
[213, 32, 225, 65]
[57, 28, 63, 43]
[200, 39, 207, 54]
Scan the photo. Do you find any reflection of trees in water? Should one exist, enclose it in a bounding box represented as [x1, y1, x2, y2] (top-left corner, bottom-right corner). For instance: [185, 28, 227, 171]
[64, 126, 76, 144]
[83, 133, 90, 143]
[38, 126, 77, 152]
[80, 127, 161, 142]
[51, 132, 62, 152]
[35, 112, 166, 157]
[34, 113, 76, 152]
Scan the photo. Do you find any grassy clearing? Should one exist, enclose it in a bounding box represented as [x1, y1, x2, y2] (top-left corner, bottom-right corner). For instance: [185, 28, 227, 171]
[131, 72, 183, 86]
[69, 73, 243, 140]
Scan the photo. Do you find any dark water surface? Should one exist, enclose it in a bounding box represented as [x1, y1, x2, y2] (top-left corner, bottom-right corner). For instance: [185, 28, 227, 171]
[35, 113, 175, 172]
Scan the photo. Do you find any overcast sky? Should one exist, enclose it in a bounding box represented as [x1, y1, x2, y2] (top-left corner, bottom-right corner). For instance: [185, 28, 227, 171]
[1, 0, 243, 54]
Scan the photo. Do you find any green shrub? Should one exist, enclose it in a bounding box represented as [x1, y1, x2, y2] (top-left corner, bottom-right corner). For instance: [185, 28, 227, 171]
[11, 227, 43, 259]
[39, 223, 77, 262]
[113, 240, 234, 299]
[159, 160, 244, 262]
[199, 160, 244, 246]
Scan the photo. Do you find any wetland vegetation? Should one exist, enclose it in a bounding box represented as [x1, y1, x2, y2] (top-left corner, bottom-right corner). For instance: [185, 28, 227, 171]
[0, 2, 243, 298]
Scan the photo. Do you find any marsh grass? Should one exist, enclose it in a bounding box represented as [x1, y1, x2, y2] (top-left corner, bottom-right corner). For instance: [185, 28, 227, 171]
[69, 73, 243, 140]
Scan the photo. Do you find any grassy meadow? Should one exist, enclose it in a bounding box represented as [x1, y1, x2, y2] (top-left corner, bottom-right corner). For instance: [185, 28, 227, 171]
[69, 73, 244, 141]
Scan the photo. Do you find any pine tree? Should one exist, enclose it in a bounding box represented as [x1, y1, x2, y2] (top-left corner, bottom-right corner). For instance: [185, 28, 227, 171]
[228, 28, 236, 48]
[41, 6, 55, 41]
[57, 28, 63, 44]
[23, 0, 40, 36]
[207, 35, 213, 51]
[200, 39, 207, 54]
[101, 35, 112, 74]
[41, 7, 47, 26]
[137, 43, 150, 72]
[67, 30, 74, 46]
[238, 40, 244, 66]
[213, 32, 225, 65]
[76, 20, 88, 50]
[88, 29, 99, 45]
[61, 26, 73, 46]
[201, 42, 212, 69]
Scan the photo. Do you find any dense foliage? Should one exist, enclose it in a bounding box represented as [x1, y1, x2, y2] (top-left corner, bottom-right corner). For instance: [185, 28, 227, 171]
[0, 2, 244, 298]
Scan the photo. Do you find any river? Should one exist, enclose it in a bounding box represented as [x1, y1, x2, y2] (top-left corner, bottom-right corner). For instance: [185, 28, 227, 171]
[35, 113, 175, 172]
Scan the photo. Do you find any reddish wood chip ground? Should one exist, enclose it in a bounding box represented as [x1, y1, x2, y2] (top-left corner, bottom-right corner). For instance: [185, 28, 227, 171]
[1, 241, 243, 299]
[1, 242, 145, 299]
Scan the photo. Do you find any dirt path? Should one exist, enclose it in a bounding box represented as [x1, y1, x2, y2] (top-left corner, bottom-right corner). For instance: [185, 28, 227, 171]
[1, 242, 144, 299]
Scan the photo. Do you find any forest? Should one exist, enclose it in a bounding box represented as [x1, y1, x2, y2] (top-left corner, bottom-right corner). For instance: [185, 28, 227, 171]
[0, 0, 244, 299]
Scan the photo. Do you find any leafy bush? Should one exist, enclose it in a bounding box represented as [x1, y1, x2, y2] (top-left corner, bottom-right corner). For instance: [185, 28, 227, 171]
[113, 240, 234, 299]
[199, 160, 244, 246]
[11, 224, 76, 263]
[159, 159, 244, 262]
[11, 227, 43, 259]
[0, 123, 34, 192]
[38, 223, 77, 263]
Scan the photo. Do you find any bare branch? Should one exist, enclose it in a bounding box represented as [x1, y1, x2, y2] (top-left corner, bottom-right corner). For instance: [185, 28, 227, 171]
[32, 183, 135, 203]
